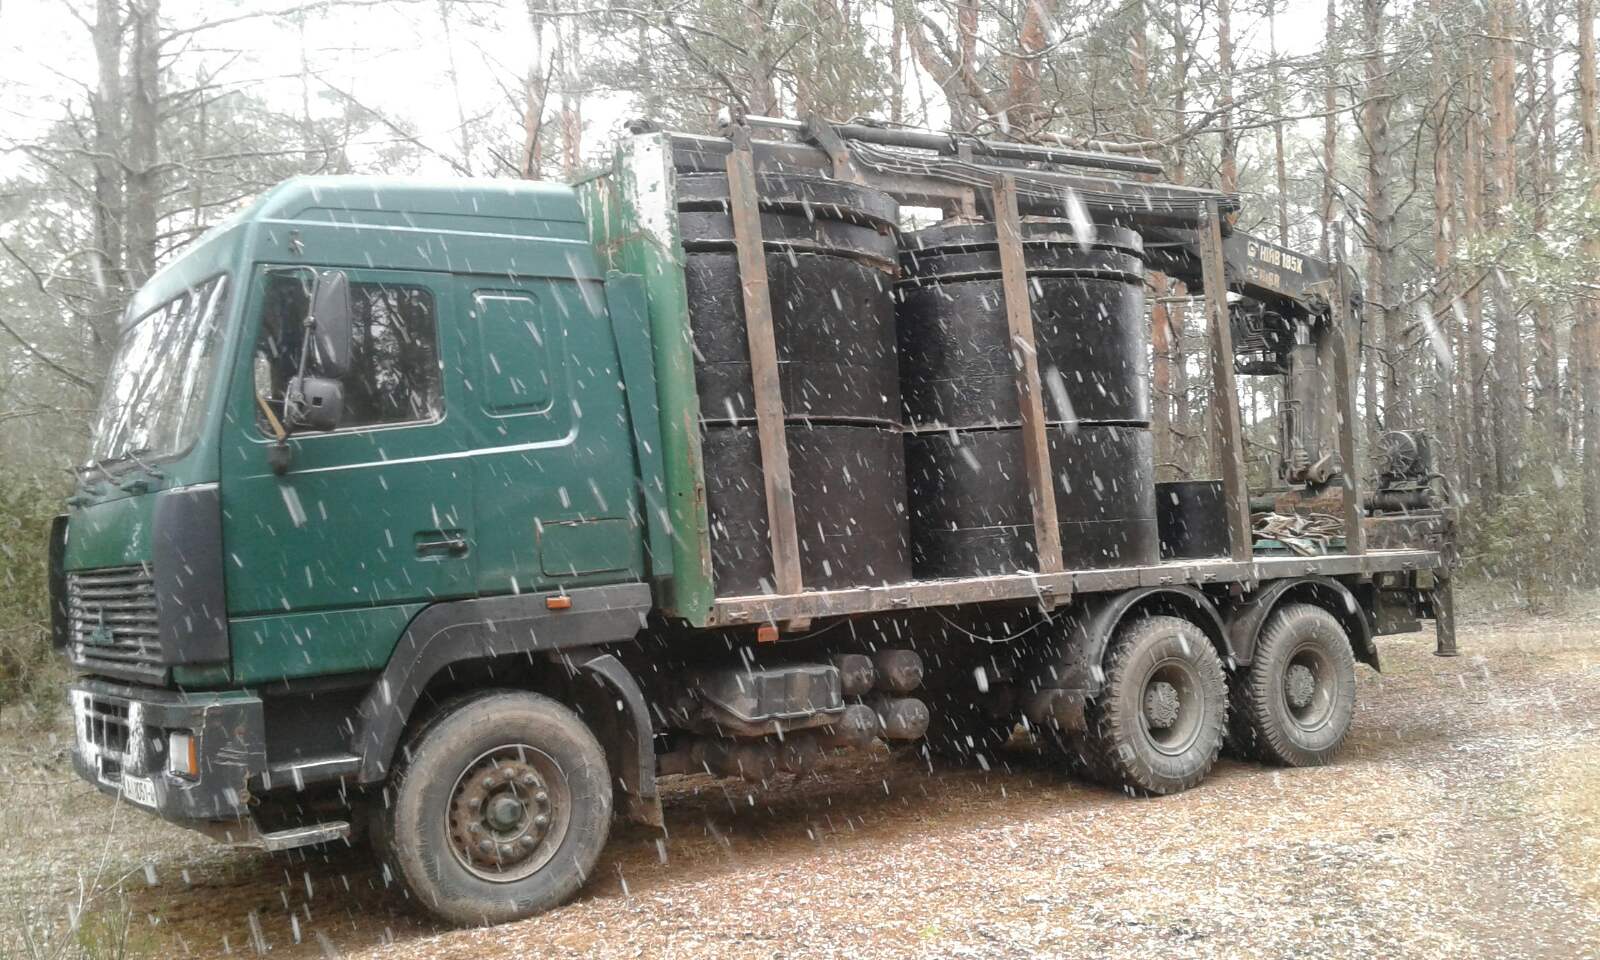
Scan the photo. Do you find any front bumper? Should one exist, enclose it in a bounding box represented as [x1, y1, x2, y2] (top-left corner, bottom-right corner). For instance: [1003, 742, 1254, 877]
[68, 678, 266, 825]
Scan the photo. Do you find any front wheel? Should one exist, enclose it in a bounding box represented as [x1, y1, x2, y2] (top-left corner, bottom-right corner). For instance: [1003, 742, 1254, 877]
[1077, 615, 1228, 795]
[374, 690, 613, 926]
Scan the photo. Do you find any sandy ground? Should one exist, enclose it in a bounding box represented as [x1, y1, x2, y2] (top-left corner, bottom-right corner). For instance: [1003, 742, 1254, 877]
[2, 596, 1598, 959]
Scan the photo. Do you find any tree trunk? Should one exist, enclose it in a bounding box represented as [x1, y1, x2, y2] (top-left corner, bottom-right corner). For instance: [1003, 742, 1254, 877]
[438, 0, 474, 176]
[1269, 2, 1289, 246]
[520, 5, 551, 180]
[1578, 0, 1600, 571]
[1319, 0, 1338, 262]
[1428, 0, 1456, 486]
[1532, 0, 1560, 443]
[1361, 0, 1400, 442]
[890, 11, 905, 125]
[89, 0, 125, 371]
[745, 0, 778, 116]
[1486, 0, 1521, 492]
[1005, 0, 1057, 134]
[123, 0, 161, 287]
[1217, 0, 1236, 194]
[1169, 0, 1194, 476]
[1132, 0, 1173, 478]
[1463, 66, 1489, 501]
[557, 12, 582, 177]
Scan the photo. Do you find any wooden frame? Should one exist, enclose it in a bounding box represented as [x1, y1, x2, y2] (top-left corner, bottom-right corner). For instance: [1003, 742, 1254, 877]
[619, 121, 1433, 629]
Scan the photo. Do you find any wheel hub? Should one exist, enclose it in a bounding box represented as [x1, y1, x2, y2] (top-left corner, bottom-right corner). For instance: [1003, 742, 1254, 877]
[1143, 681, 1181, 730]
[1285, 664, 1316, 710]
[448, 754, 555, 880]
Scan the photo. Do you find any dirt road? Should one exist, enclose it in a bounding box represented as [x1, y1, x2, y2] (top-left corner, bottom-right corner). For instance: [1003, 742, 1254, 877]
[4, 598, 1598, 959]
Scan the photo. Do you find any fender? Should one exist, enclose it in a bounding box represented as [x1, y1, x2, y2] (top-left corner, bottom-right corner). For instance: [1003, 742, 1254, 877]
[1224, 576, 1378, 670]
[351, 583, 651, 783]
[567, 651, 662, 827]
[1036, 585, 1234, 700]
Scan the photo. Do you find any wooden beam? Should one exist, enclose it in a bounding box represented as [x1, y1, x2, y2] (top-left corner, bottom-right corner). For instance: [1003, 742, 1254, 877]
[992, 174, 1065, 578]
[1198, 200, 1254, 562]
[725, 127, 805, 596]
[1330, 221, 1367, 555]
[707, 549, 1442, 626]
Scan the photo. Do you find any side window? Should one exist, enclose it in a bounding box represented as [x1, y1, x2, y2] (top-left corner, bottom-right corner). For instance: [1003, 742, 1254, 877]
[475, 291, 553, 415]
[253, 272, 443, 432]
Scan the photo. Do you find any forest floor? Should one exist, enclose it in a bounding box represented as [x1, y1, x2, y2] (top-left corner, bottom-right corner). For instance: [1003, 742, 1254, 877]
[2, 593, 1598, 960]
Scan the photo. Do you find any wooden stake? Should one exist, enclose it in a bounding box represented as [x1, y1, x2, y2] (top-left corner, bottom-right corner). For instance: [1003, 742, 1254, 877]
[992, 174, 1064, 577]
[725, 127, 804, 596]
[1198, 201, 1253, 562]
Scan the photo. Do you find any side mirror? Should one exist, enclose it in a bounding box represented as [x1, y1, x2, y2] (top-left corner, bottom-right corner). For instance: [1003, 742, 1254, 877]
[309, 271, 354, 378]
[285, 375, 344, 431]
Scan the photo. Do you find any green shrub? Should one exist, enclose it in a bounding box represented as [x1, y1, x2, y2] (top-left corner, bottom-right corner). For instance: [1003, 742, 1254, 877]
[1458, 445, 1591, 612]
[0, 476, 65, 723]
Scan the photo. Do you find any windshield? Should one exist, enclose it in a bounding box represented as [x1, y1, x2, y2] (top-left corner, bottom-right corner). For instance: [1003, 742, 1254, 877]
[88, 274, 230, 466]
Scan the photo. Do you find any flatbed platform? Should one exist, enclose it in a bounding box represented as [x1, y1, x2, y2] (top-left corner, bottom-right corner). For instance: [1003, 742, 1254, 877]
[708, 549, 1442, 626]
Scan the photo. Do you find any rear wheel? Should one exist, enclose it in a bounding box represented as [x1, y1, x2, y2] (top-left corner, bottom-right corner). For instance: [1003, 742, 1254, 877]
[373, 690, 612, 926]
[1077, 615, 1227, 795]
[1228, 603, 1356, 767]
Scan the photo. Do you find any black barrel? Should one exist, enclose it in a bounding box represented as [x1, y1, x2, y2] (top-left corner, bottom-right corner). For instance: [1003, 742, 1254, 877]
[898, 221, 1148, 427]
[677, 173, 911, 593]
[1156, 480, 1231, 560]
[702, 425, 909, 594]
[906, 425, 1158, 576]
[897, 219, 1156, 578]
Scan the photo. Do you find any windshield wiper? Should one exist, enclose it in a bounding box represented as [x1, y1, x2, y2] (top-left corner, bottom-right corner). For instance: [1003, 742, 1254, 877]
[76, 457, 118, 485]
[123, 447, 165, 480]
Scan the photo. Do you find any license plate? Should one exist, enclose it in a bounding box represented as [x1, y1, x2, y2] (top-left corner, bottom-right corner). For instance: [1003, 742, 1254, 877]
[120, 774, 157, 808]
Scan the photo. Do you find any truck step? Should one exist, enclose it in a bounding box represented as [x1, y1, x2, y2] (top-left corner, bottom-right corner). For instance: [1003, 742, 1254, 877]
[238, 821, 351, 853]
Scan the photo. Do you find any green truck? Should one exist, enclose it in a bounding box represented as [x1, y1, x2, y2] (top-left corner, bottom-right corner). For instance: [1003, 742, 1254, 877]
[54, 118, 1455, 925]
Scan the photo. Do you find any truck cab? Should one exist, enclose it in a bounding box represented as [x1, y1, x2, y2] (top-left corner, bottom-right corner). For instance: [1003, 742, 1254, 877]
[57, 175, 655, 846]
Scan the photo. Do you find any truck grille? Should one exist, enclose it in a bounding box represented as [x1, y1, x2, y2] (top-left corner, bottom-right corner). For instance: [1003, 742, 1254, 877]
[68, 565, 162, 673]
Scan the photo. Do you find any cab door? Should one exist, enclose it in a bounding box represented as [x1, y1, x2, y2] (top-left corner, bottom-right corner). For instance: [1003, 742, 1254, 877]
[464, 275, 640, 595]
[219, 266, 475, 681]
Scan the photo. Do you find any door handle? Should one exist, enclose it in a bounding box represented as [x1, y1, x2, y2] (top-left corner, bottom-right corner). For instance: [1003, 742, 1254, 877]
[414, 530, 469, 559]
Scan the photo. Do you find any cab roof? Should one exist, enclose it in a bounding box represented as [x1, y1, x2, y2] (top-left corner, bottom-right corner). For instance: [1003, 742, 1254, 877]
[243, 175, 585, 233]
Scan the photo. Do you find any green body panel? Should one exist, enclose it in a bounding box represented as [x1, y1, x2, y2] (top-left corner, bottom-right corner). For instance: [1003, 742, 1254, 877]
[601, 272, 673, 581]
[576, 135, 715, 624]
[230, 603, 424, 681]
[63, 493, 155, 569]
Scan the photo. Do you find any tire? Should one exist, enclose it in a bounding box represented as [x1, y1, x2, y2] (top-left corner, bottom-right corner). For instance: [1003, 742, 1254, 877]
[1079, 615, 1228, 796]
[372, 690, 613, 926]
[1228, 603, 1357, 767]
